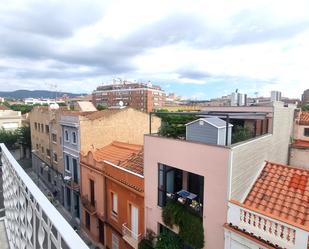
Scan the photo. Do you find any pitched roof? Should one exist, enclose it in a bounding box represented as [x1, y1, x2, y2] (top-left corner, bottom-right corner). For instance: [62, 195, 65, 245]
[0, 105, 10, 110]
[292, 139, 309, 149]
[243, 161, 309, 230]
[186, 117, 233, 128]
[76, 101, 96, 111]
[299, 111, 309, 125]
[93, 141, 143, 175]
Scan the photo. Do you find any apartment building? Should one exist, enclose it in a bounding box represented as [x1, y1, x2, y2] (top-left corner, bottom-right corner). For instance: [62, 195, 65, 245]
[144, 102, 295, 249]
[60, 108, 160, 223]
[92, 81, 166, 112]
[80, 141, 144, 249]
[0, 105, 22, 130]
[290, 111, 309, 168]
[30, 106, 65, 203]
[225, 161, 309, 249]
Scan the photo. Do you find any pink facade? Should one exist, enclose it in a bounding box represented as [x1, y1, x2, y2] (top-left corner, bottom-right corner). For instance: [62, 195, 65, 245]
[144, 135, 231, 249]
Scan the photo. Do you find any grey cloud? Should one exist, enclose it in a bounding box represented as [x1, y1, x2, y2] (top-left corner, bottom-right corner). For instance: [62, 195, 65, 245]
[178, 69, 213, 80]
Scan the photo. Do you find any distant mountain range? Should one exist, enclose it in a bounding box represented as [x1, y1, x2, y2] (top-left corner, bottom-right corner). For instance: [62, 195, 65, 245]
[0, 90, 87, 99]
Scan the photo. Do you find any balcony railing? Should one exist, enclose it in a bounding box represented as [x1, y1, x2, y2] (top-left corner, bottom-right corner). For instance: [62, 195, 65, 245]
[0, 143, 89, 249]
[227, 201, 309, 249]
[81, 195, 96, 215]
[122, 223, 142, 249]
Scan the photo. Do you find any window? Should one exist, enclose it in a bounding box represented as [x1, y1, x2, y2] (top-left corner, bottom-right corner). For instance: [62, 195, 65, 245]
[112, 233, 119, 249]
[72, 158, 78, 183]
[304, 128, 309, 137]
[65, 155, 70, 171]
[45, 125, 49, 134]
[53, 153, 58, 163]
[52, 133, 57, 143]
[65, 130, 69, 142]
[85, 211, 90, 230]
[66, 187, 71, 207]
[41, 124, 44, 132]
[41, 146, 44, 154]
[90, 179, 95, 206]
[48, 171, 51, 182]
[112, 192, 118, 216]
[38, 124, 40, 132]
[46, 149, 51, 157]
[40, 167, 43, 175]
[36, 144, 39, 150]
[72, 131, 77, 144]
[34, 122, 37, 130]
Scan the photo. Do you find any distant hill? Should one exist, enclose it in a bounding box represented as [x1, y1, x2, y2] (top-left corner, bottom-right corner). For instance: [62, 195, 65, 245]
[0, 90, 86, 99]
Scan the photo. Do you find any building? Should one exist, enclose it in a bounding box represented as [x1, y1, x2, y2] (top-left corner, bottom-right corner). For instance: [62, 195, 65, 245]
[29, 106, 65, 204]
[59, 108, 160, 224]
[144, 102, 295, 249]
[290, 111, 309, 168]
[225, 161, 309, 249]
[24, 98, 65, 105]
[80, 141, 144, 249]
[92, 80, 166, 112]
[302, 89, 309, 104]
[0, 105, 22, 130]
[230, 92, 247, 106]
[270, 90, 282, 102]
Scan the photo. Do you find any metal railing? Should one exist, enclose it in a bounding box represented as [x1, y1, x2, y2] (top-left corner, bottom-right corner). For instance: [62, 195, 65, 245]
[122, 223, 142, 248]
[0, 143, 89, 249]
[81, 195, 96, 215]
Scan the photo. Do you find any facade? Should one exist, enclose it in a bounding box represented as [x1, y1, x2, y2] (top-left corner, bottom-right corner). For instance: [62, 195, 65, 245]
[59, 108, 160, 224]
[30, 106, 65, 204]
[144, 102, 295, 249]
[80, 141, 144, 249]
[290, 111, 309, 168]
[230, 92, 247, 106]
[0, 105, 22, 130]
[225, 161, 309, 249]
[270, 90, 282, 102]
[302, 89, 309, 104]
[24, 98, 65, 105]
[92, 81, 166, 112]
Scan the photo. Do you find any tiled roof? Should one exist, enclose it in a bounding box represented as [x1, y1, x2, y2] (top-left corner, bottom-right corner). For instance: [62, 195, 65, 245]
[0, 105, 10, 110]
[80, 109, 124, 120]
[243, 161, 309, 230]
[299, 111, 309, 125]
[292, 139, 309, 149]
[93, 141, 143, 175]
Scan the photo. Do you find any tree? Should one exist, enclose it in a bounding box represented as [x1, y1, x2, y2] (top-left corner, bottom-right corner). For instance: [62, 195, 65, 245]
[301, 104, 309, 111]
[96, 104, 107, 111]
[232, 125, 253, 144]
[156, 111, 196, 138]
[0, 128, 18, 149]
[16, 125, 31, 148]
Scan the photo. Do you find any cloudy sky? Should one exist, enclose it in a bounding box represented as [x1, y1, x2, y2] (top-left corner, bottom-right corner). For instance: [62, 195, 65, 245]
[0, 0, 308, 99]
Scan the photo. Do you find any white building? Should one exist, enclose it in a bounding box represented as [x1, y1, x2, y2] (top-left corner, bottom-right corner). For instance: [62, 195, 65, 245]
[24, 98, 65, 105]
[0, 105, 22, 130]
[271, 91, 282, 102]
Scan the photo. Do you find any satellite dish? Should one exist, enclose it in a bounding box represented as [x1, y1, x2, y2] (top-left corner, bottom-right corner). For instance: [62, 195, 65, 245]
[119, 101, 124, 107]
[50, 103, 59, 110]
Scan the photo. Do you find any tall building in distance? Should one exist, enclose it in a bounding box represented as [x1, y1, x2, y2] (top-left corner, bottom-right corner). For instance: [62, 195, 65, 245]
[92, 80, 166, 112]
[230, 90, 247, 106]
[270, 90, 282, 101]
[302, 88, 309, 104]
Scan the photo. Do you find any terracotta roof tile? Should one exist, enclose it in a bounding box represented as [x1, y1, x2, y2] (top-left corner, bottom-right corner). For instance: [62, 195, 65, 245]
[243, 161, 309, 230]
[92, 141, 144, 175]
[292, 139, 309, 149]
[0, 105, 10, 110]
[298, 111, 309, 125]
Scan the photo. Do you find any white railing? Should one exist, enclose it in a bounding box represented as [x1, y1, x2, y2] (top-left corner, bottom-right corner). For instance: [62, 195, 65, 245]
[0, 143, 89, 249]
[122, 223, 142, 248]
[227, 201, 309, 249]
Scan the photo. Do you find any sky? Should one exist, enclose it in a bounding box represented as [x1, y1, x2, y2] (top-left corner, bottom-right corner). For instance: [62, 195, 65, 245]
[0, 0, 308, 100]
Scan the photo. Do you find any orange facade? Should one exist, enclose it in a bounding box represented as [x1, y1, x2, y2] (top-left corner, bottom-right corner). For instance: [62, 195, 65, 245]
[80, 142, 144, 249]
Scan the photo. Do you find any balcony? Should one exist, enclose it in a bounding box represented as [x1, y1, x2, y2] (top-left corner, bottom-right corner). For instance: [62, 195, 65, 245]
[227, 201, 309, 249]
[122, 223, 142, 249]
[0, 143, 89, 249]
[81, 195, 96, 215]
[64, 176, 80, 191]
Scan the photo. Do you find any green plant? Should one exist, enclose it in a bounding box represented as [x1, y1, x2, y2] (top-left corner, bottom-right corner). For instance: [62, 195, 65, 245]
[232, 125, 253, 144]
[96, 104, 107, 111]
[16, 125, 31, 148]
[0, 128, 19, 149]
[162, 200, 204, 249]
[139, 238, 154, 249]
[155, 230, 182, 249]
[301, 104, 309, 111]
